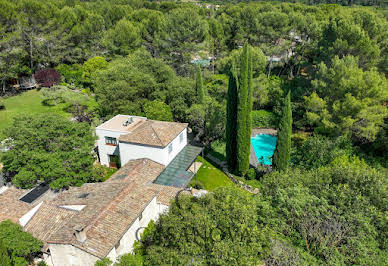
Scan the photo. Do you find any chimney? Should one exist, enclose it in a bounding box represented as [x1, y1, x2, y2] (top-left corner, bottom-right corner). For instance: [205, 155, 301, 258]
[74, 225, 87, 243]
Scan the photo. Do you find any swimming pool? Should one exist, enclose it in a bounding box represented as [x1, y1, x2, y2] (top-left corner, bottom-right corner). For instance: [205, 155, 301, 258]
[251, 134, 277, 165]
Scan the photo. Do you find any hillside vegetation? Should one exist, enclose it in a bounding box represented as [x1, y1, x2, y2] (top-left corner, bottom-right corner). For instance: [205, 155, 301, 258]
[0, 0, 386, 265]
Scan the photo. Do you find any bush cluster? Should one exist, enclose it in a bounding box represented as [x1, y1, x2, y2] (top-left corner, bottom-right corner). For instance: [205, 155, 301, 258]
[251, 110, 277, 128]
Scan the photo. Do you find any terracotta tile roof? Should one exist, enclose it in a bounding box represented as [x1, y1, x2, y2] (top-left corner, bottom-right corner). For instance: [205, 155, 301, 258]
[0, 187, 34, 223]
[23, 181, 158, 258]
[107, 158, 188, 205]
[118, 120, 188, 147]
[23, 202, 75, 250]
[150, 184, 182, 205]
[22, 158, 193, 259]
[107, 158, 165, 185]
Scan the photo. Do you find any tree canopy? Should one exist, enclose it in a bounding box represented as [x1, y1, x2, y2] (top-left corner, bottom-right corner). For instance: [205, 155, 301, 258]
[1, 113, 95, 189]
[133, 155, 387, 265]
[307, 55, 388, 143]
[0, 220, 43, 265]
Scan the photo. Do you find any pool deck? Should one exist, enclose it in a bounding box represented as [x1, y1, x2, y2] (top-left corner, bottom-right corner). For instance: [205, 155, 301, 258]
[250, 128, 277, 168]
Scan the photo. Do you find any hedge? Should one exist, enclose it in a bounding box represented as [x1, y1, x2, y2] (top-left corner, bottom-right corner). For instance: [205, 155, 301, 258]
[251, 110, 277, 128]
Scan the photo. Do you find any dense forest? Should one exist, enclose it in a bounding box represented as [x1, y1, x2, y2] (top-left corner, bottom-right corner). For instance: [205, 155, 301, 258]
[204, 0, 388, 7]
[0, 0, 387, 265]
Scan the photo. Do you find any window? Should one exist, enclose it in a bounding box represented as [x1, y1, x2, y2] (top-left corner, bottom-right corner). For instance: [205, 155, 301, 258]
[168, 143, 173, 154]
[105, 137, 117, 146]
[115, 241, 120, 250]
[179, 133, 183, 143]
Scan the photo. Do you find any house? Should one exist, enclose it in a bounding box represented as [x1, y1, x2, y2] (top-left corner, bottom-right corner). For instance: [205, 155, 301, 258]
[0, 116, 204, 265]
[96, 115, 188, 168]
[0, 159, 203, 265]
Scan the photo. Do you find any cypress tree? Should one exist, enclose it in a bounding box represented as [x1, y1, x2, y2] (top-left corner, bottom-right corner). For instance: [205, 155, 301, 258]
[195, 64, 204, 104]
[236, 42, 251, 176]
[246, 45, 253, 161]
[273, 89, 292, 171]
[225, 66, 238, 171]
[0, 240, 11, 266]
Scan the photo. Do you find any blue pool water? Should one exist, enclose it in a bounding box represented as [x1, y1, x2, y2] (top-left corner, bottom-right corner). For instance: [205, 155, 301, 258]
[251, 134, 277, 165]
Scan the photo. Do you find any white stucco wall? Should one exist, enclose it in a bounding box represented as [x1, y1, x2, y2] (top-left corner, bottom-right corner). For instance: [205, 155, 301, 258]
[106, 198, 170, 263]
[97, 125, 187, 167]
[107, 196, 165, 260]
[47, 243, 99, 266]
[95, 128, 123, 166]
[164, 128, 188, 165]
[119, 128, 187, 166]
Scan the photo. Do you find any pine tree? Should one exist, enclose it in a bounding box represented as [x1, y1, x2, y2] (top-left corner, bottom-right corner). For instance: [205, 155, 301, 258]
[0, 240, 11, 266]
[195, 64, 204, 104]
[273, 89, 292, 171]
[236, 42, 252, 176]
[226, 66, 238, 171]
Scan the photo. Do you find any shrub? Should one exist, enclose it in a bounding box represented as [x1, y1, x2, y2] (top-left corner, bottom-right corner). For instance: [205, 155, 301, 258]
[246, 168, 256, 180]
[292, 135, 353, 169]
[190, 179, 204, 189]
[251, 110, 277, 128]
[0, 101, 5, 110]
[291, 132, 308, 147]
[56, 64, 83, 87]
[34, 69, 61, 87]
[254, 165, 268, 179]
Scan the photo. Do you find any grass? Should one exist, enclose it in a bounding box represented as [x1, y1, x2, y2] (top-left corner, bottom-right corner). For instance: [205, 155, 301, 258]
[189, 156, 234, 191]
[0, 90, 71, 138]
[0, 89, 98, 139]
[207, 140, 226, 162]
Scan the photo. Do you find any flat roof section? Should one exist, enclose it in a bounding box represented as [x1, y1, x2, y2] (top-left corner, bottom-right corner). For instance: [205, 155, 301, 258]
[153, 144, 203, 188]
[96, 115, 146, 132]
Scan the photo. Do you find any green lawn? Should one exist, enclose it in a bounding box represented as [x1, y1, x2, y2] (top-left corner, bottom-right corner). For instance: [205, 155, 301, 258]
[208, 140, 226, 162]
[190, 156, 234, 191]
[0, 90, 72, 139]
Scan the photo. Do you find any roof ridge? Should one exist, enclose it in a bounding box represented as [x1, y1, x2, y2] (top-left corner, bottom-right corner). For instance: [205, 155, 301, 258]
[149, 120, 165, 146]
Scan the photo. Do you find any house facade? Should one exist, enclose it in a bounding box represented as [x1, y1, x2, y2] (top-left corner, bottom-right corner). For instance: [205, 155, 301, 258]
[96, 115, 188, 167]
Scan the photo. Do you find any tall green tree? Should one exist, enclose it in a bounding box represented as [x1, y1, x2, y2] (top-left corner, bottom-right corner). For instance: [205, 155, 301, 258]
[162, 8, 208, 75]
[144, 100, 173, 122]
[1, 113, 95, 189]
[103, 18, 141, 56]
[82, 56, 108, 87]
[225, 66, 238, 171]
[273, 90, 292, 171]
[187, 96, 225, 147]
[0, 220, 43, 265]
[195, 64, 204, 104]
[307, 56, 388, 144]
[236, 42, 252, 176]
[0, 239, 11, 266]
